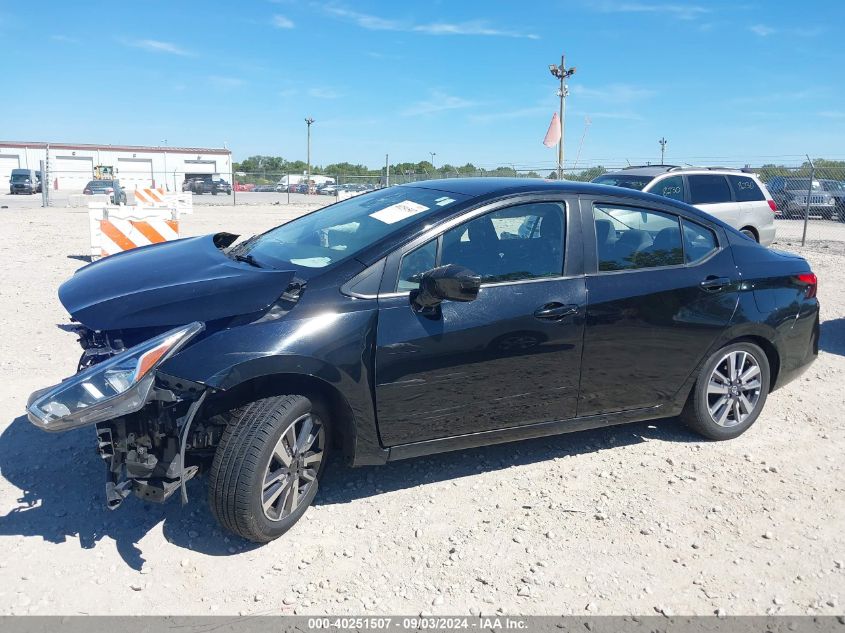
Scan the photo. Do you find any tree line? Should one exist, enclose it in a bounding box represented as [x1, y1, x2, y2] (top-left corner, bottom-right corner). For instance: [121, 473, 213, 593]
[233, 155, 845, 185]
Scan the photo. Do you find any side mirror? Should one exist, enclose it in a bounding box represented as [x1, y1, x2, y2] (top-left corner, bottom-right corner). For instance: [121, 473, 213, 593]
[411, 264, 481, 313]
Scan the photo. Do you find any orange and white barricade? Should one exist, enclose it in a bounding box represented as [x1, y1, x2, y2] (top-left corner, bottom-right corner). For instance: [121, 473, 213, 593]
[133, 187, 193, 214]
[88, 205, 180, 260]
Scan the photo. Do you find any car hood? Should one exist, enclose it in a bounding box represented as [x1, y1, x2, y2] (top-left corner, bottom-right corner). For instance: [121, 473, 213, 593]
[59, 233, 297, 330]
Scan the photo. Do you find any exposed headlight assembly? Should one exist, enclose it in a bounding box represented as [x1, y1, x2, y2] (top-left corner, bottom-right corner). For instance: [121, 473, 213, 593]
[27, 322, 204, 432]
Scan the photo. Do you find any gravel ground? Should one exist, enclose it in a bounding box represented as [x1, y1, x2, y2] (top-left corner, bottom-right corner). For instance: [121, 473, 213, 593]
[0, 198, 843, 616]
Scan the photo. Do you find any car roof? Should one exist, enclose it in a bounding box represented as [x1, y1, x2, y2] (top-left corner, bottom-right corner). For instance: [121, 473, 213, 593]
[399, 177, 732, 226]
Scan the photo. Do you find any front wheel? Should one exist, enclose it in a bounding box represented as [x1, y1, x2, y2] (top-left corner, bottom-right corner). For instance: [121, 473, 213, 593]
[209, 395, 329, 542]
[680, 341, 770, 440]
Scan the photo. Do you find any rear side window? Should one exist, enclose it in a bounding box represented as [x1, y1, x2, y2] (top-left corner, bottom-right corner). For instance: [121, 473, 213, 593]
[593, 204, 683, 271]
[688, 175, 732, 205]
[728, 175, 765, 202]
[682, 220, 718, 264]
[649, 175, 685, 202]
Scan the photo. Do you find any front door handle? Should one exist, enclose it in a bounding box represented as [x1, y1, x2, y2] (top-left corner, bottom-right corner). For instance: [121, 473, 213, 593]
[700, 276, 731, 292]
[533, 302, 578, 321]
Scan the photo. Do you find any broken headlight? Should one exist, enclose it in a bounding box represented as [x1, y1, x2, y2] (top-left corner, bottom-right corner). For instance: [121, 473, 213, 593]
[27, 322, 204, 432]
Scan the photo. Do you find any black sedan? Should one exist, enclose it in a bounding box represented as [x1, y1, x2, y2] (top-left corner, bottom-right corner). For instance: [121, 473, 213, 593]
[26, 179, 819, 542]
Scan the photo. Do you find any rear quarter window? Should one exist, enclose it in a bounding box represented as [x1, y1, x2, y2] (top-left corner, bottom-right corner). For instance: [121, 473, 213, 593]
[728, 175, 765, 202]
[688, 175, 733, 205]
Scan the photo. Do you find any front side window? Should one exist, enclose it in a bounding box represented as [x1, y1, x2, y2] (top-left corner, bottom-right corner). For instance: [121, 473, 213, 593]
[688, 175, 732, 205]
[649, 175, 685, 202]
[412, 202, 566, 285]
[593, 204, 683, 271]
[728, 175, 765, 202]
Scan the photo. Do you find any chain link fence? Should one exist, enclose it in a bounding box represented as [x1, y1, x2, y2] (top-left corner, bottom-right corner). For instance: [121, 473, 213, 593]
[27, 155, 845, 245]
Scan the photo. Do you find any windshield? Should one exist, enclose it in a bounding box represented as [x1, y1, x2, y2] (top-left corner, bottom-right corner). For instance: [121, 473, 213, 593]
[88, 181, 114, 188]
[11, 173, 30, 182]
[240, 186, 468, 270]
[592, 174, 653, 191]
[822, 181, 844, 192]
[785, 179, 822, 191]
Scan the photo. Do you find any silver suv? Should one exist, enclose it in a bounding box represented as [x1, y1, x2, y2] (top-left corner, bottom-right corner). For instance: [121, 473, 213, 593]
[592, 166, 776, 245]
[767, 177, 837, 220]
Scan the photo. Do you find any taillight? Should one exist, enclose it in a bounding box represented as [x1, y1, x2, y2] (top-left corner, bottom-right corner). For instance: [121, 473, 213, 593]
[796, 272, 817, 299]
[767, 199, 777, 212]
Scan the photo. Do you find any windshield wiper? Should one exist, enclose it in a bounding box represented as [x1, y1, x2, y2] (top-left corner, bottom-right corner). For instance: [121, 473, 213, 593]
[234, 253, 263, 268]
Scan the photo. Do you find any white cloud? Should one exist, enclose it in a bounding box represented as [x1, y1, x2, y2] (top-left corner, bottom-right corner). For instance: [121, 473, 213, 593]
[572, 83, 656, 103]
[469, 105, 548, 123]
[272, 14, 295, 29]
[402, 91, 476, 116]
[209, 76, 246, 89]
[749, 24, 776, 36]
[593, 2, 709, 20]
[322, 5, 538, 39]
[308, 87, 339, 99]
[126, 39, 193, 56]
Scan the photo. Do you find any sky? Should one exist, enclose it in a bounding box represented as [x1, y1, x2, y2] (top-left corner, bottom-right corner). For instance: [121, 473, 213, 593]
[1, 0, 844, 170]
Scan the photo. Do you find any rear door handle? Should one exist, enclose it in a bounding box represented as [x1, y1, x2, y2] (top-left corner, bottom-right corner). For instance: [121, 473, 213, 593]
[533, 302, 578, 321]
[700, 276, 731, 292]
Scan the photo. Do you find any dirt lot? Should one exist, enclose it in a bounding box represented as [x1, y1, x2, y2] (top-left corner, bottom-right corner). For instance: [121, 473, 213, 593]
[0, 197, 843, 616]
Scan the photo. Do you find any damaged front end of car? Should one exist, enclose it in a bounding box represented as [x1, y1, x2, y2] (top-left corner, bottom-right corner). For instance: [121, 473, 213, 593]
[26, 321, 214, 509]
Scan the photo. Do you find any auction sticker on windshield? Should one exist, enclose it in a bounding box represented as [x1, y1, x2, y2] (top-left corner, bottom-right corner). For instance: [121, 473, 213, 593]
[370, 200, 429, 224]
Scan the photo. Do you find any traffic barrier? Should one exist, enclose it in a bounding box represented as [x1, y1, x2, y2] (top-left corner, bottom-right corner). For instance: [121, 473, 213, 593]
[88, 205, 180, 259]
[132, 188, 193, 214]
[68, 193, 108, 208]
[134, 187, 166, 205]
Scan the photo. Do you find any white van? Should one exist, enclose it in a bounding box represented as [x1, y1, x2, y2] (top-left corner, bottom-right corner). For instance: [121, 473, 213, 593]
[592, 166, 776, 245]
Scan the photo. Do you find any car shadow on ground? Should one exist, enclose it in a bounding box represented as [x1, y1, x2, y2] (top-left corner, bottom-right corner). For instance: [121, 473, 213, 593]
[0, 413, 698, 570]
[820, 317, 845, 357]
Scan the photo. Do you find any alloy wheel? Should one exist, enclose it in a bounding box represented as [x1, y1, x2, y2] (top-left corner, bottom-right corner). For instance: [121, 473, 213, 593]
[261, 413, 325, 521]
[706, 350, 763, 427]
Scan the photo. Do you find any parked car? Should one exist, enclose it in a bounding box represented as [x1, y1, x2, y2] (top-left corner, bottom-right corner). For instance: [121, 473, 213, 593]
[592, 166, 776, 244]
[82, 179, 127, 204]
[819, 179, 845, 221]
[9, 168, 41, 194]
[26, 178, 819, 542]
[766, 177, 836, 220]
[183, 176, 232, 195]
[252, 184, 277, 192]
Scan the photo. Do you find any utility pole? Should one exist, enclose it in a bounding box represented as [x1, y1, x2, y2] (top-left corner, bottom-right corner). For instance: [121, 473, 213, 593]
[549, 54, 576, 180]
[305, 117, 315, 193]
[385, 153, 390, 187]
[659, 137, 668, 164]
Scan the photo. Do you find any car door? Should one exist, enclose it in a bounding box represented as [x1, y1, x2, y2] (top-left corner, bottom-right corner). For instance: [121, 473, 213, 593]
[687, 174, 739, 228]
[579, 197, 739, 416]
[374, 195, 586, 446]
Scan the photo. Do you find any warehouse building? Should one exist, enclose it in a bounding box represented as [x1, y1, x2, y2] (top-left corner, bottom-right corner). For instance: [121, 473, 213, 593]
[0, 141, 232, 192]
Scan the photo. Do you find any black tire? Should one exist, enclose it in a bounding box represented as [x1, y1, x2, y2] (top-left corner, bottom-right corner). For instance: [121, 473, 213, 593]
[680, 341, 770, 440]
[740, 228, 758, 242]
[208, 394, 330, 542]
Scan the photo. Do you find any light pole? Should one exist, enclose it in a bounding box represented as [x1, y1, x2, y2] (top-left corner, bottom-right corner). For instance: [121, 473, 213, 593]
[548, 54, 576, 180]
[305, 117, 315, 193]
[659, 137, 668, 164]
[429, 152, 436, 168]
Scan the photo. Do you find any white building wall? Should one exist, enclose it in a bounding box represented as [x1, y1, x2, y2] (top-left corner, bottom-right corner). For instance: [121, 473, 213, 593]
[0, 144, 232, 193]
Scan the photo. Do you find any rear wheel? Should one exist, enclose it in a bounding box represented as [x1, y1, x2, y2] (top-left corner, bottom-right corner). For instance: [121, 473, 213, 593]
[680, 341, 770, 440]
[740, 227, 758, 242]
[209, 395, 329, 542]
